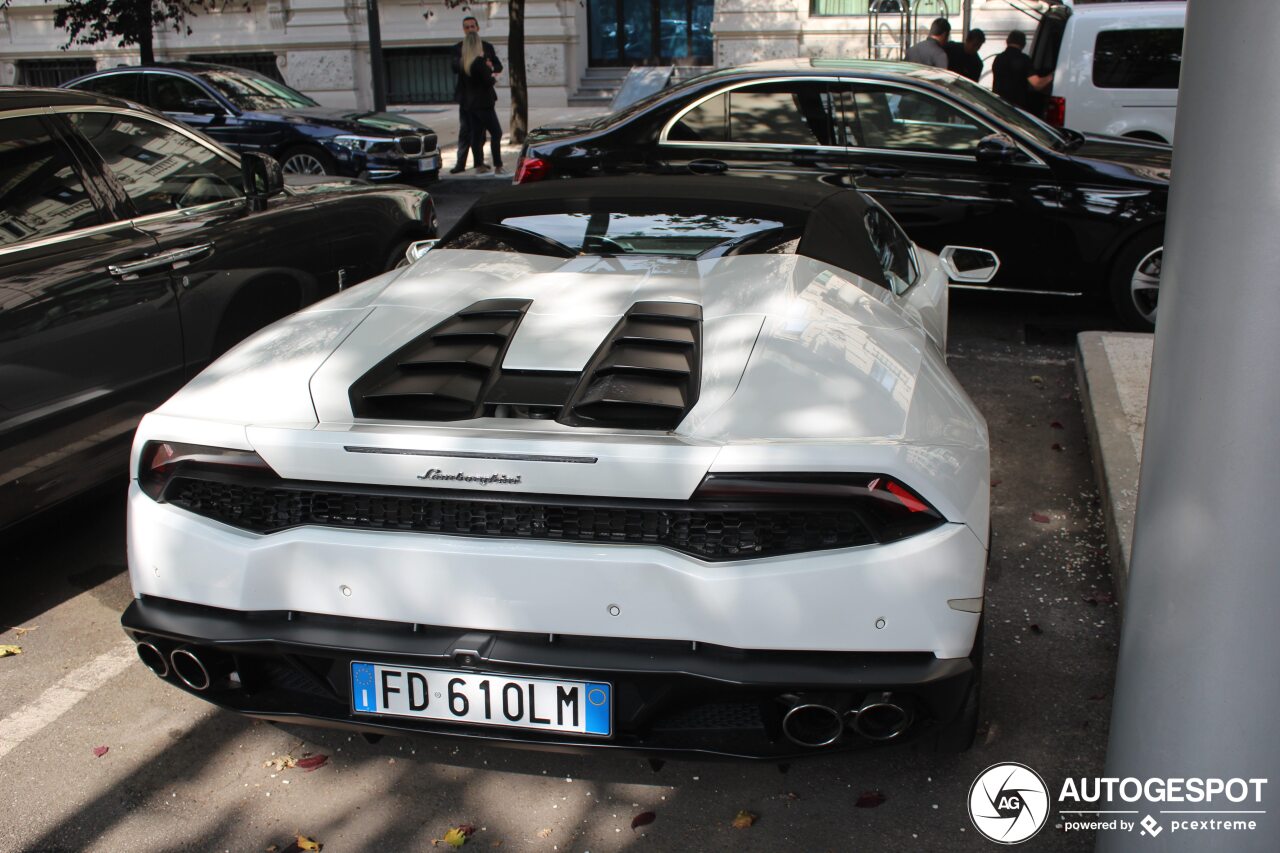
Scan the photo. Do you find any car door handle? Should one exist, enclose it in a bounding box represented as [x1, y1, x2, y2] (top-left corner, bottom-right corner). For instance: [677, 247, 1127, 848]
[688, 159, 728, 175]
[863, 165, 906, 179]
[108, 243, 214, 278]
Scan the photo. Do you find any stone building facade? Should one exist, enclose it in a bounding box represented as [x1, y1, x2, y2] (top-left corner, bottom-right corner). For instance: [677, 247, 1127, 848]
[0, 0, 1047, 109]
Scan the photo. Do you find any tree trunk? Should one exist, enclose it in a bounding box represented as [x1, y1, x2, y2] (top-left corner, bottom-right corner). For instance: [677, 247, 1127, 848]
[138, 12, 155, 66]
[508, 0, 528, 145]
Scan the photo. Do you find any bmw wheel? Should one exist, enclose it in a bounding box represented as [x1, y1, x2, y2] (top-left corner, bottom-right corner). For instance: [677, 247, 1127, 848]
[281, 145, 335, 177]
[1110, 233, 1163, 331]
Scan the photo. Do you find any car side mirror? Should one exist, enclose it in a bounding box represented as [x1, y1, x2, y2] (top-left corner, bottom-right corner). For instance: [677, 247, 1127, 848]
[939, 246, 1001, 283]
[404, 239, 438, 265]
[189, 98, 225, 115]
[242, 152, 284, 212]
[975, 133, 1022, 166]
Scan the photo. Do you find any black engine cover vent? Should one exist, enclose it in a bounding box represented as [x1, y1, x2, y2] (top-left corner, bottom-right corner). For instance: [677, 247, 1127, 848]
[562, 301, 702, 431]
[350, 298, 532, 421]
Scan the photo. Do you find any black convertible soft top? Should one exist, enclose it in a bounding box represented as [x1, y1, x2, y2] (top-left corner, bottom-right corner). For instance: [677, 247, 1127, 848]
[445, 174, 889, 287]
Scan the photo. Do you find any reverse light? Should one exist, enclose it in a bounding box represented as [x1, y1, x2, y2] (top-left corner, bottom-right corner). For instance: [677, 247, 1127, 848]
[692, 473, 946, 544]
[138, 441, 274, 501]
[514, 155, 550, 184]
[1045, 96, 1066, 127]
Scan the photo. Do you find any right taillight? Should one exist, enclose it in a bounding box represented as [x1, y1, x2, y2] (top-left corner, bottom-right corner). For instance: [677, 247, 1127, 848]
[514, 155, 550, 184]
[692, 473, 946, 545]
[138, 441, 275, 501]
[1045, 96, 1066, 127]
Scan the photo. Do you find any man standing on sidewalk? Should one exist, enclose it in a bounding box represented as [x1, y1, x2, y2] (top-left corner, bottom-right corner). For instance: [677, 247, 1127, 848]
[450, 16, 504, 173]
[905, 18, 951, 69]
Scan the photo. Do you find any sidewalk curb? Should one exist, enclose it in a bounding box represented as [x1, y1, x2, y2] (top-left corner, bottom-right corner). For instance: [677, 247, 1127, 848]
[1076, 331, 1151, 607]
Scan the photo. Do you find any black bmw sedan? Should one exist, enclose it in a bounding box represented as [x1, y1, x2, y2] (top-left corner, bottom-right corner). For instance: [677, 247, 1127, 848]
[516, 59, 1171, 329]
[0, 87, 437, 530]
[63, 62, 441, 182]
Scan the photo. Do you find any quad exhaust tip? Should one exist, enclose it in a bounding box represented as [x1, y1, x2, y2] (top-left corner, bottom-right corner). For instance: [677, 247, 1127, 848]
[135, 641, 169, 678]
[170, 646, 213, 691]
[781, 700, 844, 748]
[848, 692, 913, 741]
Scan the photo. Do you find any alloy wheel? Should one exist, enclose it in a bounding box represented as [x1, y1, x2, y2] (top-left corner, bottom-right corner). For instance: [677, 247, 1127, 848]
[1129, 247, 1162, 325]
[283, 153, 328, 176]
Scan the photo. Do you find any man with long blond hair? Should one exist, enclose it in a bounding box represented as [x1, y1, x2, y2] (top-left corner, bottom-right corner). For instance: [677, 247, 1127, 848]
[450, 16, 503, 173]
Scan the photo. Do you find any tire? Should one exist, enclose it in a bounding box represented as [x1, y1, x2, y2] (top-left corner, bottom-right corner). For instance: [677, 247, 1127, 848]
[1109, 231, 1163, 331]
[387, 237, 418, 271]
[280, 145, 336, 177]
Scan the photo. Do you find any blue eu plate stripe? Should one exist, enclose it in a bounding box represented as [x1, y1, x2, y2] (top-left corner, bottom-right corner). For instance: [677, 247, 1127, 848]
[585, 682, 610, 735]
[351, 662, 376, 712]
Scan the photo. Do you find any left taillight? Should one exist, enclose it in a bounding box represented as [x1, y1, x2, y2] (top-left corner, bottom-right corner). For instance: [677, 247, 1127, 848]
[514, 154, 550, 184]
[138, 441, 274, 501]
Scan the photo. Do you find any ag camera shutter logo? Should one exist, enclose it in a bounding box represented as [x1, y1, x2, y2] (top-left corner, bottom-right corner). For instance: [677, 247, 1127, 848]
[969, 762, 1051, 844]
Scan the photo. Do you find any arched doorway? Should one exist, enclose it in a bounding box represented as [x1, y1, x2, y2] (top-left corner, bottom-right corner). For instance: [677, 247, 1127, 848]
[588, 0, 715, 67]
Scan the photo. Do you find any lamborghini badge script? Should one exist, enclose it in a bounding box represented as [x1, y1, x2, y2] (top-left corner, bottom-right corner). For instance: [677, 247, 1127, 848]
[418, 468, 523, 486]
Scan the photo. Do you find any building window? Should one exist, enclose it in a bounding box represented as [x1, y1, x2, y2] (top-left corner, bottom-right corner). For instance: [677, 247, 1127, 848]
[385, 48, 456, 105]
[186, 53, 284, 83]
[811, 0, 891, 15]
[15, 59, 98, 87]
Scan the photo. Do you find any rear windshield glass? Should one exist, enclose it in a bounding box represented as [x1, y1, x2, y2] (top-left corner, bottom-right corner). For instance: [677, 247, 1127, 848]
[496, 212, 788, 258]
[1093, 29, 1183, 89]
[200, 70, 319, 110]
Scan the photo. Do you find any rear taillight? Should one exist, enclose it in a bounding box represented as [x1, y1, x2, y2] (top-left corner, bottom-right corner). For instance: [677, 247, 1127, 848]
[138, 441, 274, 501]
[514, 155, 550, 184]
[1045, 96, 1066, 127]
[692, 473, 946, 544]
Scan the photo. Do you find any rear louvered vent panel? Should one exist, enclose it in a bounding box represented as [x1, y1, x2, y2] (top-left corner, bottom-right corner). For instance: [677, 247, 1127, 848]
[563, 301, 702, 431]
[350, 299, 531, 422]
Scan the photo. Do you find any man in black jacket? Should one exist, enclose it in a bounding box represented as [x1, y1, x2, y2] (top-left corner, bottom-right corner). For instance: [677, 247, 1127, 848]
[945, 28, 986, 82]
[992, 30, 1053, 112]
[450, 16, 504, 173]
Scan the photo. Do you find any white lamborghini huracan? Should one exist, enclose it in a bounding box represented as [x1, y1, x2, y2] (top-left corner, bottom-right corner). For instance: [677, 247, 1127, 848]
[123, 176, 993, 757]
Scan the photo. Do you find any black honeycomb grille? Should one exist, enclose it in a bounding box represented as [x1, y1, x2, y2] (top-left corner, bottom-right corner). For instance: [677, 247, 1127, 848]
[164, 476, 875, 561]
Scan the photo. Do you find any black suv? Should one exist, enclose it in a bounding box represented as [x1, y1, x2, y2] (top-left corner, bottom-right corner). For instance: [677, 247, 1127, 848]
[0, 87, 437, 529]
[64, 62, 441, 182]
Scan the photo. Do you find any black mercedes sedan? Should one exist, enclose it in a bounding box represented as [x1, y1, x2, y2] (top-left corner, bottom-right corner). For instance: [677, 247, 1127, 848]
[63, 62, 441, 182]
[516, 58, 1171, 329]
[0, 87, 437, 530]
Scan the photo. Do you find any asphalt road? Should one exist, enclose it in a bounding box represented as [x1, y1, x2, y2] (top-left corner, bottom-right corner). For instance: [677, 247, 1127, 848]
[0, 180, 1124, 853]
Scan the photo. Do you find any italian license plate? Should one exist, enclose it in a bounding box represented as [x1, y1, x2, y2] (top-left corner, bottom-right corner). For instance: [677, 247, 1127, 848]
[351, 661, 611, 736]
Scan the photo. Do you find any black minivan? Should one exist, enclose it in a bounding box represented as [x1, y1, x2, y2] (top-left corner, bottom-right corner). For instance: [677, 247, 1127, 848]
[0, 87, 437, 529]
[65, 62, 441, 182]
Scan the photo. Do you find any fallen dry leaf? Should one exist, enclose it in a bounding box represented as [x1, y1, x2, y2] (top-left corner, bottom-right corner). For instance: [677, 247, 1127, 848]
[1029, 374, 1044, 385]
[731, 810, 758, 829]
[631, 811, 656, 831]
[1084, 592, 1116, 606]
[1052, 443, 1064, 452]
[296, 754, 328, 771]
[442, 825, 475, 848]
[856, 791, 887, 808]
[1031, 512, 1051, 524]
[92, 746, 109, 758]
[1028, 624, 1043, 635]
[1050, 421, 1064, 430]
[0, 645, 22, 657]
[295, 835, 321, 852]
[536, 828, 553, 839]
[12, 625, 38, 637]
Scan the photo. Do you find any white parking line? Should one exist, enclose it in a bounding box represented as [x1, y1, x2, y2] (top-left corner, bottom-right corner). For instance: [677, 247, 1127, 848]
[0, 639, 137, 760]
